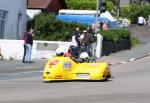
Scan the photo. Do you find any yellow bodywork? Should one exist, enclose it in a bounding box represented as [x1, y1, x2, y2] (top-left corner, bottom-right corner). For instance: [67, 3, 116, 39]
[43, 57, 112, 81]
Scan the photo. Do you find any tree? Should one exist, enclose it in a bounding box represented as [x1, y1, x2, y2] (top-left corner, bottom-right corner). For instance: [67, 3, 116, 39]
[65, 0, 115, 12]
[120, 4, 150, 23]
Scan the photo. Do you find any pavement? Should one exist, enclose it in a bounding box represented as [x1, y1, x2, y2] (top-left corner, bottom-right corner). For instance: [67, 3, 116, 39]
[0, 59, 47, 74]
[99, 24, 150, 65]
[99, 42, 150, 65]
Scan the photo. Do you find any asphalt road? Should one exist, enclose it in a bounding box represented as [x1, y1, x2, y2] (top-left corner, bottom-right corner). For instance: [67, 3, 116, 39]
[0, 60, 47, 74]
[0, 56, 150, 103]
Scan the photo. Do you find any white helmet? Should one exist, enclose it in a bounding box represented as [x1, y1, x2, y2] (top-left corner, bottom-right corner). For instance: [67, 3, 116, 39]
[80, 52, 89, 59]
[80, 52, 89, 62]
[56, 47, 64, 56]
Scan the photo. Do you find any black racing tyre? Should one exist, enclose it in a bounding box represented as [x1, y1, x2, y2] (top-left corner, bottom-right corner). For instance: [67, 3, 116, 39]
[104, 75, 109, 81]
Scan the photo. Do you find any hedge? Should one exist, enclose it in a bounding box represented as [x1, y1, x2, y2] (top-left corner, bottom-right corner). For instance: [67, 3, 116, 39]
[99, 29, 131, 43]
[33, 13, 87, 41]
[99, 29, 132, 55]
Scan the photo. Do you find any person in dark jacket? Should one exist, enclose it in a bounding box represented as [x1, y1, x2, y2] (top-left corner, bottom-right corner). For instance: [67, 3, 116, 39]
[81, 30, 94, 56]
[72, 27, 80, 37]
[24, 29, 34, 63]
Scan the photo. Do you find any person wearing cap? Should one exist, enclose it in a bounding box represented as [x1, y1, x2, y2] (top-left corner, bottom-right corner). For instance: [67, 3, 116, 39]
[80, 30, 94, 56]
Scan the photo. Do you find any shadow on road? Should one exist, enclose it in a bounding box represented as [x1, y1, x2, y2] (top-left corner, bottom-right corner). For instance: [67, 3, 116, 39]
[43, 79, 113, 83]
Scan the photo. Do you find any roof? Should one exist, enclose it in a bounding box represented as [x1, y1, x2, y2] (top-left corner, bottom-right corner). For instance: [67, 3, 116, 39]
[27, 0, 52, 9]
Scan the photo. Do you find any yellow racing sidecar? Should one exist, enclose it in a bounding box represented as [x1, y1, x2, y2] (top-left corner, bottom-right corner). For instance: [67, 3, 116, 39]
[43, 56, 112, 81]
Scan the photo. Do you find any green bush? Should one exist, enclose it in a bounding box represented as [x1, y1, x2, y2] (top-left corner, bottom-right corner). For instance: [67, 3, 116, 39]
[99, 29, 131, 43]
[33, 13, 87, 41]
[120, 4, 150, 23]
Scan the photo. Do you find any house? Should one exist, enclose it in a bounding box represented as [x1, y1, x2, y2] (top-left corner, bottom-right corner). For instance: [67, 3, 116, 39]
[0, 0, 27, 39]
[27, 0, 67, 19]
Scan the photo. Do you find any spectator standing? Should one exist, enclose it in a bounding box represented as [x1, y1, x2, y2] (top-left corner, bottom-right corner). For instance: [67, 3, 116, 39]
[92, 22, 96, 31]
[81, 30, 94, 56]
[72, 27, 80, 36]
[92, 20, 101, 31]
[22, 31, 27, 63]
[24, 29, 34, 63]
[71, 34, 79, 58]
[102, 21, 109, 30]
[87, 26, 94, 35]
[72, 27, 81, 48]
[138, 16, 146, 26]
[71, 27, 81, 58]
[80, 31, 85, 52]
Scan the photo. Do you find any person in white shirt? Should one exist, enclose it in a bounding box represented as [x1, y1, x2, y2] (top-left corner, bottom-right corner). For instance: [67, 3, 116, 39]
[71, 35, 78, 47]
[138, 16, 146, 26]
[71, 34, 79, 58]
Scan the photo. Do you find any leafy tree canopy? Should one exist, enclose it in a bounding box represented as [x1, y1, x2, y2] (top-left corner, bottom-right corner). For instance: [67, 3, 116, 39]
[65, 0, 115, 12]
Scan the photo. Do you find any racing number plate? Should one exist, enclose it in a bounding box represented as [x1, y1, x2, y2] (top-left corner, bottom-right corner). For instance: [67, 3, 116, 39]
[77, 74, 90, 79]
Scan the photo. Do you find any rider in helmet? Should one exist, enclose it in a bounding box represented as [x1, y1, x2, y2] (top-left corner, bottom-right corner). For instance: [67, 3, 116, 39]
[56, 47, 64, 56]
[79, 52, 89, 63]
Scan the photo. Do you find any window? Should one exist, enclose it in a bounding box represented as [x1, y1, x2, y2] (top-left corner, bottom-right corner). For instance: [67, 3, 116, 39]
[17, 12, 22, 39]
[0, 10, 7, 38]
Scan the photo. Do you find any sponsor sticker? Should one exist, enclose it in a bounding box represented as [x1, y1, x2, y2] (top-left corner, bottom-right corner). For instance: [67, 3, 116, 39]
[49, 60, 59, 66]
[63, 61, 72, 70]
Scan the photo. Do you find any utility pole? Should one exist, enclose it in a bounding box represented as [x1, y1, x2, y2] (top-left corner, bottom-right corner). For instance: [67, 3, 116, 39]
[117, 0, 120, 18]
[95, 0, 100, 33]
[95, 0, 106, 33]
[95, 0, 103, 59]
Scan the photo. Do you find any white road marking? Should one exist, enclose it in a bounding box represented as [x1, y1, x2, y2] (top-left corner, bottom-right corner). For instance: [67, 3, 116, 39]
[129, 58, 135, 61]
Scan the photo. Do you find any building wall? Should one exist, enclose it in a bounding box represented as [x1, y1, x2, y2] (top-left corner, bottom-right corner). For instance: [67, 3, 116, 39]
[0, 0, 27, 40]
